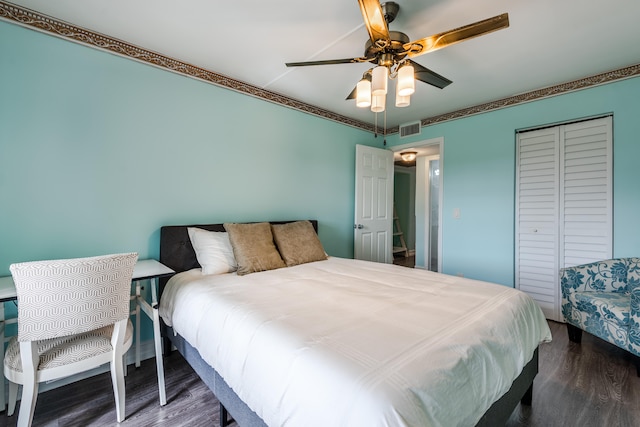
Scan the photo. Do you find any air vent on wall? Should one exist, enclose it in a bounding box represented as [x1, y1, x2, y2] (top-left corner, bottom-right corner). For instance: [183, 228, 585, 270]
[399, 121, 421, 138]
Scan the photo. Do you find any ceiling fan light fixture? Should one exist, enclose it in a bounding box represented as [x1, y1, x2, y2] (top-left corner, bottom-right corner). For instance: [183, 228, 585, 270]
[372, 65, 389, 95]
[400, 151, 417, 162]
[395, 93, 410, 108]
[371, 93, 386, 113]
[397, 64, 415, 96]
[356, 78, 372, 108]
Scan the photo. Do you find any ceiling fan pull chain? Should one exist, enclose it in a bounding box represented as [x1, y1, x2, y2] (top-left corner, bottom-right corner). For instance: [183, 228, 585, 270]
[374, 111, 378, 138]
[383, 109, 387, 146]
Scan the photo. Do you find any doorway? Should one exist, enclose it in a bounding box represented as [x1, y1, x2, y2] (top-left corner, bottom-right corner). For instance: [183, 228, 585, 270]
[392, 137, 443, 271]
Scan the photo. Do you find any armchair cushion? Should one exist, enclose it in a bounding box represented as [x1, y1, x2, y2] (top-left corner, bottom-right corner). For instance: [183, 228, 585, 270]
[571, 291, 630, 329]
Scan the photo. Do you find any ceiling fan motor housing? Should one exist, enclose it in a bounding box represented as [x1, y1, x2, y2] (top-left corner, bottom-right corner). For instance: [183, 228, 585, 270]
[382, 2, 400, 24]
[364, 31, 410, 64]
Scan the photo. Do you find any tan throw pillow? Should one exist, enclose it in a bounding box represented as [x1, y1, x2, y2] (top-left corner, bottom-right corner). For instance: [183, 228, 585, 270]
[223, 222, 286, 275]
[271, 221, 327, 267]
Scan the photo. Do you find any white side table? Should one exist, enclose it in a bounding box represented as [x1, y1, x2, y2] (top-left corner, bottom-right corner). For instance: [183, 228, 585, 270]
[131, 259, 174, 406]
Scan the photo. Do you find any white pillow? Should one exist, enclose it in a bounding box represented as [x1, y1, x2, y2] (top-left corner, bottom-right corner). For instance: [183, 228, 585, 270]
[187, 227, 237, 275]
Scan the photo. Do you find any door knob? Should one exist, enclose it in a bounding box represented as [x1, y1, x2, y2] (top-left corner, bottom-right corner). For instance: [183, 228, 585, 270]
[354, 224, 364, 229]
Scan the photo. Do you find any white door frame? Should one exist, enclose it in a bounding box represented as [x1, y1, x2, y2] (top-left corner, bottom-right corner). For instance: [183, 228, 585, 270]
[391, 137, 443, 271]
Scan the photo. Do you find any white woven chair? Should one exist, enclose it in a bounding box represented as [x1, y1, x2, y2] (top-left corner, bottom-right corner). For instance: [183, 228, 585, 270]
[5, 252, 138, 427]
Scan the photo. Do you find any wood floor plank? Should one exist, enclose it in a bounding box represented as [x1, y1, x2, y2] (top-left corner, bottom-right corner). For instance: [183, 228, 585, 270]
[506, 321, 640, 427]
[1, 320, 638, 426]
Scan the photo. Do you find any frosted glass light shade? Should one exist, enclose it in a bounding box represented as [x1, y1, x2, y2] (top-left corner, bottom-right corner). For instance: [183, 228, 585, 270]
[356, 79, 372, 108]
[371, 93, 386, 112]
[395, 93, 410, 107]
[400, 151, 417, 162]
[397, 64, 415, 96]
[371, 66, 388, 95]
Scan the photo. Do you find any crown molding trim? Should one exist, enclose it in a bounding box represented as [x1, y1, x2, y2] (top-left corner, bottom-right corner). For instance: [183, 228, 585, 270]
[2, 1, 639, 136]
[0, 1, 375, 133]
[417, 63, 640, 129]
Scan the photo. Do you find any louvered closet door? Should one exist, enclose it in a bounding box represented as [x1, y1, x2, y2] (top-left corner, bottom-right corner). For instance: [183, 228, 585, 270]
[516, 127, 560, 320]
[560, 118, 613, 266]
[516, 116, 612, 321]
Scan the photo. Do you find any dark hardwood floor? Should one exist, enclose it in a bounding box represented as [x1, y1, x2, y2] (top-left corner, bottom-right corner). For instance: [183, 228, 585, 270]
[0, 351, 228, 427]
[1, 320, 638, 426]
[506, 321, 640, 427]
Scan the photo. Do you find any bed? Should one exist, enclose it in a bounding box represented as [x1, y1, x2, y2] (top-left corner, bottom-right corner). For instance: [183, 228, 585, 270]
[158, 220, 551, 427]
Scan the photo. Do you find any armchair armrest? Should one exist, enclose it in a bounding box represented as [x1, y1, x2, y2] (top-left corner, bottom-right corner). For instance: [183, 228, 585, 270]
[560, 265, 586, 299]
[628, 288, 640, 357]
[561, 259, 628, 298]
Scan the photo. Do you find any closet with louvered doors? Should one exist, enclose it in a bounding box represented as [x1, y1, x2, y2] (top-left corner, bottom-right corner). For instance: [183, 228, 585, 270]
[515, 116, 613, 321]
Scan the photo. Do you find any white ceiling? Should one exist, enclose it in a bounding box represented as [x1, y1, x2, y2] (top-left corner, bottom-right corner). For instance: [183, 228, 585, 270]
[8, 0, 640, 128]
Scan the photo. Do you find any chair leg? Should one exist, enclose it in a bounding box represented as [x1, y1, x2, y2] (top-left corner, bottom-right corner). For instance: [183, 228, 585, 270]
[17, 378, 38, 427]
[567, 324, 583, 343]
[17, 341, 39, 427]
[111, 354, 127, 422]
[7, 381, 18, 416]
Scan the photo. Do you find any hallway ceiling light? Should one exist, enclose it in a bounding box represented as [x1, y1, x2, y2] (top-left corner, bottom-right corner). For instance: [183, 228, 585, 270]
[400, 151, 417, 162]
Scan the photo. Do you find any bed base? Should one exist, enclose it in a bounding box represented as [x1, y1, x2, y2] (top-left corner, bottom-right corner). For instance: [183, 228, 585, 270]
[163, 322, 538, 427]
[475, 347, 538, 426]
[163, 323, 267, 427]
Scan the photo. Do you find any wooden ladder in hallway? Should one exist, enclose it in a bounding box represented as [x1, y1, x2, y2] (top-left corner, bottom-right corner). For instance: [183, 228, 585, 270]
[393, 205, 409, 258]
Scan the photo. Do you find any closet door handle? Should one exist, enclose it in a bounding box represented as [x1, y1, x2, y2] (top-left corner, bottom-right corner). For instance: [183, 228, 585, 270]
[354, 224, 364, 229]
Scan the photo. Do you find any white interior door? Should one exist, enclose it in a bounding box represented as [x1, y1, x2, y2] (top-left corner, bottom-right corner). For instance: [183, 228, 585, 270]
[354, 144, 394, 263]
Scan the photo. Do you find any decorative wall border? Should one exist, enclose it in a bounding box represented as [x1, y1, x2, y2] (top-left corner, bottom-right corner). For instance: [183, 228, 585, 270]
[416, 63, 640, 129]
[2, 1, 639, 135]
[0, 1, 375, 132]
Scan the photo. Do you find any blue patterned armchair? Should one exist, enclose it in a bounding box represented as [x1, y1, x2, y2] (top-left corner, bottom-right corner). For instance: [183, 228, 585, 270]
[561, 258, 640, 375]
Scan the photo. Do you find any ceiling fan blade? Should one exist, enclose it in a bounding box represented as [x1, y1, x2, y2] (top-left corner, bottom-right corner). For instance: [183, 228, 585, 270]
[404, 13, 509, 58]
[410, 60, 452, 89]
[357, 0, 391, 47]
[346, 86, 357, 100]
[285, 57, 368, 67]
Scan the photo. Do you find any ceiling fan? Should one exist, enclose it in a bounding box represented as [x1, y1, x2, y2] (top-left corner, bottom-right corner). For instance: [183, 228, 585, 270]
[285, 0, 509, 107]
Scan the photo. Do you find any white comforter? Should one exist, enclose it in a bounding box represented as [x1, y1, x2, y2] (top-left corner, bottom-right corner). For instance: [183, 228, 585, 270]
[159, 257, 551, 427]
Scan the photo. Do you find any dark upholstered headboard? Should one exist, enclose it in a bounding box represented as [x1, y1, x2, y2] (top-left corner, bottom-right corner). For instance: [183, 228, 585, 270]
[159, 220, 318, 278]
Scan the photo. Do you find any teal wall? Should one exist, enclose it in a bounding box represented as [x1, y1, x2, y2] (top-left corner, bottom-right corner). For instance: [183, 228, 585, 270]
[2, 17, 639, 311]
[0, 21, 379, 277]
[0, 21, 379, 337]
[387, 76, 640, 286]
